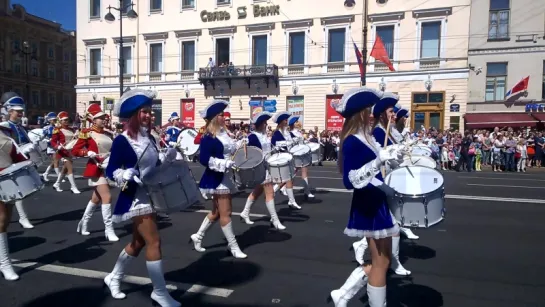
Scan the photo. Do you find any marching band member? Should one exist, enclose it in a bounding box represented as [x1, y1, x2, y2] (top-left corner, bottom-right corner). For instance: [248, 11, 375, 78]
[71, 104, 119, 242]
[104, 89, 180, 306]
[329, 87, 403, 307]
[190, 100, 247, 259]
[194, 121, 209, 200]
[50, 111, 81, 194]
[390, 106, 408, 144]
[0, 92, 35, 229]
[41, 112, 59, 182]
[270, 111, 300, 209]
[150, 112, 163, 146]
[224, 112, 232, 135]
[288, 115, 314, 198]
[239, 112, 286, 230]
[164, 112, 181, 149]
[0, 130, 31, 280]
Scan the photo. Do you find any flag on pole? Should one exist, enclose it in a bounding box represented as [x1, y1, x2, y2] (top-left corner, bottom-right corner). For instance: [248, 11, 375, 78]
[352, 38, 365, 83]
[505, 76, 530, 97]
[370, 36, 395, 72]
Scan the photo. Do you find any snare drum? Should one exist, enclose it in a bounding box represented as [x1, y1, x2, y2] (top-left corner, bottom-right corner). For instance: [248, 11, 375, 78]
[267, 153, 296, 183]
[400, 155, 437, 169]
[411, 145, 432, 157]
[177, 128, 200, 158]
[385, 166, 445, 228]
[20, 143, 48, 167]
[142, 160, 200, 213]
[0, 160, 44, 202]
[289, 144, 312, 168]
[308, 142, 321, 164]
[233, 146, 266, 188]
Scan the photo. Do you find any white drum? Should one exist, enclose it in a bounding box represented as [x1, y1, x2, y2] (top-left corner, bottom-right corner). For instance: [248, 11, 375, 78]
[20, 143, 48, 167]
[308, 142, 321, 164]
[0, 160, 44, 202]
[411, 145, 432, 157]
[142, 160, 200, 213]
[385, 166, 445, 228]
[400, 155, 437, 169]
[233, 146, 266, 188]
[289, 144, 312, 168]
[267, 153, 296, 183]
[177, 128, 200, 158]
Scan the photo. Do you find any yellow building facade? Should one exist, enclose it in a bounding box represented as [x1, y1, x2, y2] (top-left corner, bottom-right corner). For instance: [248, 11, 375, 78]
[76, 0, 470, 131]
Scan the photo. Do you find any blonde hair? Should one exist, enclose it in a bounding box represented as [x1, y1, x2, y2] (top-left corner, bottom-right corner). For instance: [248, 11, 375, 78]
[338, 108, 372, 173]
[276, 121, 287, 132]
[206, 116, 222, 137]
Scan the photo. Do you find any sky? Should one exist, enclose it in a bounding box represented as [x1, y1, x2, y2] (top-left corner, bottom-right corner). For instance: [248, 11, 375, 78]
[13, 0, 76, 30]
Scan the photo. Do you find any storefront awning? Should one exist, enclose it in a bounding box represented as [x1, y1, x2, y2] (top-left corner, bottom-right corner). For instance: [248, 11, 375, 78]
[531, 113, 545, 122]
[464, 113, 538, 129]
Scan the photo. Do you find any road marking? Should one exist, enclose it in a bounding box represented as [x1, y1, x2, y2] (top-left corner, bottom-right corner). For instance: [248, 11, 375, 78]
[466, 183, 542, 189]
[460, 176, 545, 182]
[12, 260, 234, 298]
[193, 209, 267, 218]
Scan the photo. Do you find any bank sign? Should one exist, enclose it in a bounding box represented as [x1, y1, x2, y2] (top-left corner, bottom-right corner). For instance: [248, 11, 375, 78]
[201, 4, 280, 22]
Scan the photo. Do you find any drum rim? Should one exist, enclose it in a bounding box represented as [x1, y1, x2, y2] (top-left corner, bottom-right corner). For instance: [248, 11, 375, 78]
[385, 166, 444, 196]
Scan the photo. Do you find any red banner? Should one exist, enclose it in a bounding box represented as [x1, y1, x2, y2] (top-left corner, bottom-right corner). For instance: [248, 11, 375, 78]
[325, 95, 344, 131]
[180, 98, 195, 128]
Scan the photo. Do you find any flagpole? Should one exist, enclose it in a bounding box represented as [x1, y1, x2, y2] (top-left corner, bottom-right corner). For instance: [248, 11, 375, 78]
[361, 0, 368, 86]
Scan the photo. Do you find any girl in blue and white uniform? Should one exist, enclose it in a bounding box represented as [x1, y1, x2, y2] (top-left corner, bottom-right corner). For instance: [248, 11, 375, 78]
[270, 111, 300, 209]
[239, 111, 286, 230]
[41, 112, 59, 181]
[288, 115, 314, 198]
[189, 100, 247, 259]
[104, 89, 180, 307]
[328, 87, 403, 307]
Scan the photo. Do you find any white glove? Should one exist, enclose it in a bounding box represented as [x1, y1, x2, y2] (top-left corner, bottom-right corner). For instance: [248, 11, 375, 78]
[225, 160, 236, 169]
[378, 147, 402, 164]
[168, 141, 178, 147]
[87, 151, 97, 158]
[22, 147, 33, 155]
[122, 168, 139, 181]
[57, 144, 64, 150]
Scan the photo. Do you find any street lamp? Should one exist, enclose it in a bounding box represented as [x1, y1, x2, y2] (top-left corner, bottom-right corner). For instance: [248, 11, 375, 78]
[424, 74, 433, 91]
[184, 85, 190, 98]
[104, 1, 138, 97]
[291, 80, 299, 95]
[378, 77, 386, 92]
[332, 79, 339, 94]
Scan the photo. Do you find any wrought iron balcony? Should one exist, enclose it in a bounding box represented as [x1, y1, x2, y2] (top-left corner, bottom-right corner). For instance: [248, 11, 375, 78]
[198, 64, 279, 90]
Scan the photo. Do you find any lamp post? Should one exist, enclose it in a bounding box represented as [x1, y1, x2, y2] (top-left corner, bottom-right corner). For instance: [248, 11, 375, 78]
[105, 1, 138, 97]
[332, 79, 339, 94]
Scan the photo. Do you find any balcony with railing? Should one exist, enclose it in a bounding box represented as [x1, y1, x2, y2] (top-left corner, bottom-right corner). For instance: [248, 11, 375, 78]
[198, 64, 279, 90]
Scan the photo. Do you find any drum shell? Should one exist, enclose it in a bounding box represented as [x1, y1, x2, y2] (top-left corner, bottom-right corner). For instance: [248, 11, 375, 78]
[143, 161, 200, 213]
[289, 145, 312, 168]
[267, 153, 296, 183]
[308, 143, 321, 164]
[388, 187, 445, 228]
[0, 161, 44, 202]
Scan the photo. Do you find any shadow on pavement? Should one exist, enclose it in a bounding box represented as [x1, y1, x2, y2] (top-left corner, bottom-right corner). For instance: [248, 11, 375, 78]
[9, 236, 46, 254]
[30, 209, 83, 226]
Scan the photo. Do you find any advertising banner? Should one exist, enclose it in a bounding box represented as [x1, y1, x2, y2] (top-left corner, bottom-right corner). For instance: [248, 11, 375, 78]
[180, 98, 195, 128]
[287, 96, 304, 125]
[325, 95, 344, 131]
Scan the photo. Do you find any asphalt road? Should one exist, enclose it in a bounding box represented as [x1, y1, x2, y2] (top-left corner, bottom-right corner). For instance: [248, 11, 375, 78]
[1, 159, 544, 307]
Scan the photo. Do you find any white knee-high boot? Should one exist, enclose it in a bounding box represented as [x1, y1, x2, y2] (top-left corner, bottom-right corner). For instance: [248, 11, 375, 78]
[329, 266, 367, 307]
[42, 165, 52, 181]
[391, 236, 411, 276]
[190, 216, 214, 252]
[285, 188, 301, 209]
[104, 249, 135, 299]
[77, 201, 98, 235]
[302, 177, 315, 198]
[101, 204, 119, 242]
[0, 232, 18, 281]
[367, 284, 387, 307]
[265, 200, 285, 230]
[352, 238, 368, 265]
[66, 174, 81, 194]
[240, 198, 255, 225]
[15, 200, 33, 229]
[147, 260, 181, 307]
[221, 222, 247, 259]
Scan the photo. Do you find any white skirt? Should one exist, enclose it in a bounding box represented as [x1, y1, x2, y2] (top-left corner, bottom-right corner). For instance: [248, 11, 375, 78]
[200, 171, 238, 195]
[112, 187, 155, 223]
[88, 176, 108, 186]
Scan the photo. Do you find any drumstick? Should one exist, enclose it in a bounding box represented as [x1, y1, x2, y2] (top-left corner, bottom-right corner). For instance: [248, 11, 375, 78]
[244, 140, 247, 159]
[381, 115, 393, 177]
[121, 142, 150, 191]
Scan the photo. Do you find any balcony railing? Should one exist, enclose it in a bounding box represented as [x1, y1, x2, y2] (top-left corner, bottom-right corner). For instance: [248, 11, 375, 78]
[198, 64, 279, 90]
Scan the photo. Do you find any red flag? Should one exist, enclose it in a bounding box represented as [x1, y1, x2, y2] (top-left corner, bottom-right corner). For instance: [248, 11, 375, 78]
[505, 76, 529, 97]
[352, 39, 364, 82]
[370, 36, 395, 72]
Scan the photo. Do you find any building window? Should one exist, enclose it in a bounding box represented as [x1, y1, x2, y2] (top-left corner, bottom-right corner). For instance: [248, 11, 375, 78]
[64, 69, 70, 82]
[63, 50, 70, 62]
[89, 48, 101, 76]
[328, 28, 346, 63]
[486, 62, 507, 101]
[181, 41, 195, 71]
[90, 0, 101, 18]
[150, 0, 161, 11]
[217, 0, 230, 6]
[150, 43, 163, 73]
[182, 0, 195, 9]
[412, 92, 445, 104]
[252, 35, 267, 65]
[289, 32, 305, 65]
[420, 21, 441, 59]
[63, 94, 70, 108]
[48, 45, 55, 59]
[12, 39, 20, 52]
[48, 66, 55, 79]
[31, 42, 38, 57]
[121, 46, 132, 74]
[542, 61, 545, 100]
[449, 116, 460, 131]
[0, 53, 4, 71]
[489, 0, 509, 40]
[215, 38, 230, 65]
[376, 25, 394, 59]
[48, 93, 55, 107]
[121, 0, 131, 14]
[31, 60, 38, 76]
[13, 60, 21, 73]
[31, 91, 39, 106]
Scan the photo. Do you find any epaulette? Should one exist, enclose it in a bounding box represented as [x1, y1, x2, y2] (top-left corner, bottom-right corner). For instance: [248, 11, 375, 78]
[52, 128, 60, 134]
[198, 127, 206, 133]
[78, 129, 90, 139]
